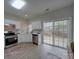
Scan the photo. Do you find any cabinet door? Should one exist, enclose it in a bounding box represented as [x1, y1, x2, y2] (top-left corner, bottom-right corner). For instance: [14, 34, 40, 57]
[4, 24, 16, 31]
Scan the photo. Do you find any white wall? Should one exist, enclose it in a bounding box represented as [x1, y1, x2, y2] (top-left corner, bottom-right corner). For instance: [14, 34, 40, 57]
[4, 13, 32, 43]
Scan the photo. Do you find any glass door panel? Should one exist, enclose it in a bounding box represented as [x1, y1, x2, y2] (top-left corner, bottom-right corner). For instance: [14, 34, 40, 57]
[43, 22, 53, 45]
[54, 21, 59, 46]
[43, 32, 50, 44]
[58, 21, 64, 47]
[63, 20, 68, 48]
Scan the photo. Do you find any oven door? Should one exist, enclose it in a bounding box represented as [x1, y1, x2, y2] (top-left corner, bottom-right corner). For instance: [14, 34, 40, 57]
[5, 37, 18, 46]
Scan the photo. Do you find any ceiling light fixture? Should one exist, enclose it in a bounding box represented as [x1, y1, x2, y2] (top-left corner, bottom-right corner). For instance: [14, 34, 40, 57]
[11, 0, 26, 10]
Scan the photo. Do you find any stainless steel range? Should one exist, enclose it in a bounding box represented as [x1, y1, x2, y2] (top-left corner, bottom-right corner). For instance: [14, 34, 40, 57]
[4, 31, 18, 47]
[32, 34, 38, 45]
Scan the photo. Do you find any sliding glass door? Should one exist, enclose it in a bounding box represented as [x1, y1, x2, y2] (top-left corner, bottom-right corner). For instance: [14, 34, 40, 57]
[43, 20, 71, 48]
[54, 21, 59, 46]
[63, 20, 68, 48]
[43, 22, 53, 45]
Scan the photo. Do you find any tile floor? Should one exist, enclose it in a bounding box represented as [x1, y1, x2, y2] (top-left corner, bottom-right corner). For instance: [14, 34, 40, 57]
[4, 43, 68, 59]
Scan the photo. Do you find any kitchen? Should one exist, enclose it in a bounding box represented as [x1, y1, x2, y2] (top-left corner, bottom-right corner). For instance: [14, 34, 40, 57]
[4, 0, 74, 59]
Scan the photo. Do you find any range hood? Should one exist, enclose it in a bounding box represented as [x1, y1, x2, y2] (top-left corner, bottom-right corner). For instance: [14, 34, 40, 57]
[31, 29, 42, 34]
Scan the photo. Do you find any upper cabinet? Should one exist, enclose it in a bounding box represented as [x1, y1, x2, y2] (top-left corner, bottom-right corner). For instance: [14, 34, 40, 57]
[32, 21, 41, 30]
[4, 24, 16, 31]
[28, 21, 42, 33]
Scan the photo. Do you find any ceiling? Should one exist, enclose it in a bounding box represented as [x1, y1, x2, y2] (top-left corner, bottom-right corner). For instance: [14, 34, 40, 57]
[4, 0, 74, 19]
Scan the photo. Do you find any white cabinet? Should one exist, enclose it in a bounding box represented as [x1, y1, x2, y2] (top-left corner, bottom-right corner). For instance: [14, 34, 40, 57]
[31, 21, 41, 30]
[18, 33, 32, 43]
